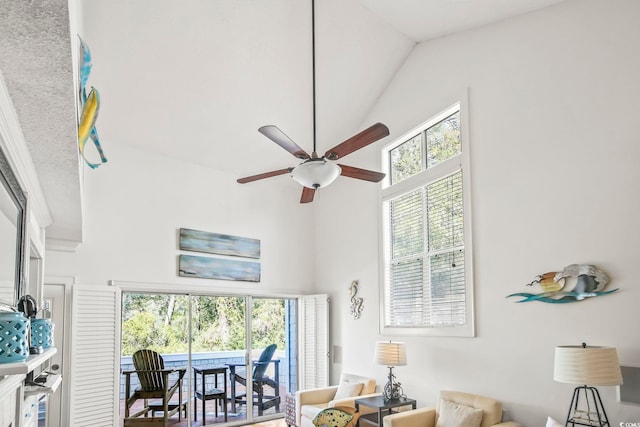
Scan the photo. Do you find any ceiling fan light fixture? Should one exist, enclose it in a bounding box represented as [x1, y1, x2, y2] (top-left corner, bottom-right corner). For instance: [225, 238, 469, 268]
[291, 159, 341, 189]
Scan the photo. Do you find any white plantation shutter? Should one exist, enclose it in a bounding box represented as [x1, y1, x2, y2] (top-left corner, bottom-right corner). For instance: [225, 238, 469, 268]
[299, 294, 329, 390]
[69, 286, 121, 426]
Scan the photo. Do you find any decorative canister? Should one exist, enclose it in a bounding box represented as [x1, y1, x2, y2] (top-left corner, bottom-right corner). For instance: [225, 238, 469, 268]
[30, 318, 54, 349]
[0, 311, 30, 363]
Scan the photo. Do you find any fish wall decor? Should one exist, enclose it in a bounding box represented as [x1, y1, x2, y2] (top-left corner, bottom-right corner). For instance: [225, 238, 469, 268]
[77, 36, 107, 169]
[507, 264, 618, 303]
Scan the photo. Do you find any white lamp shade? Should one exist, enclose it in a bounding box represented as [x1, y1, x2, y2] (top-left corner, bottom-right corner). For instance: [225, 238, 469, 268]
[554, 345, 623, 386]
[291, 159, 341, 189]
[374, 341, 407, 367]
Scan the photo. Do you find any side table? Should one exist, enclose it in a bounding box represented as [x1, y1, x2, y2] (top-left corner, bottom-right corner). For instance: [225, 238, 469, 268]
[193, 366, 228, 424]
[354, 396, 416, 427]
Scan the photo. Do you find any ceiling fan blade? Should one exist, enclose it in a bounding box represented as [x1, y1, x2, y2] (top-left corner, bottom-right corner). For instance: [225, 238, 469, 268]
[300, 187, 315, 203]
[339, 164, 386, 182]
[259, 125, 310, 160]
[237, 168, 292, 184]
[324, 122, 390, 160]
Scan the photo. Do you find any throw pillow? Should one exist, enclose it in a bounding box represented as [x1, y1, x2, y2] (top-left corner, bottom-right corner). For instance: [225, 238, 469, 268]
[546, 417, 563, 427]
[333, 381, 364, 400]
[436, 399, 483, 427]
[313, 407, 356, 427]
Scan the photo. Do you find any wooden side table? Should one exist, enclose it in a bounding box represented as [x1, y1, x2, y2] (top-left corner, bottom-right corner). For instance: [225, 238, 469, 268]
[354, 396, 417, 427]
[193, 366, 228, 424]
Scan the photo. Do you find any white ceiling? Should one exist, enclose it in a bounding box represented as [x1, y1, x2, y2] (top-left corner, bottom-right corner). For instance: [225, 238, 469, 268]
[0, 0, 568, 247]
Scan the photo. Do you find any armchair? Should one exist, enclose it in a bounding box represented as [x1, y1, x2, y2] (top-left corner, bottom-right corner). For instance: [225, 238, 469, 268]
[382, 391, 521, 427]
[296, 373, 380, 427]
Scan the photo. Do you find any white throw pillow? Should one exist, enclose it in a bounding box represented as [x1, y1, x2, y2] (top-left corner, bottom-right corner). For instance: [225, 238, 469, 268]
[436, 399, 483, 427]
[546, 417, 563, 427]
[333, 382, 364, 400]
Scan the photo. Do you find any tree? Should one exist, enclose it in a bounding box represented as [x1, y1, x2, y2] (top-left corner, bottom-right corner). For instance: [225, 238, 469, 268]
[121, 294, 286, 355]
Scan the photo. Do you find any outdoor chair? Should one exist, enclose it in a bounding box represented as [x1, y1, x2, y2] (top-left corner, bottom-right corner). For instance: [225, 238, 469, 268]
[123, 349, 187, 427]
[228, 343, 281, 415]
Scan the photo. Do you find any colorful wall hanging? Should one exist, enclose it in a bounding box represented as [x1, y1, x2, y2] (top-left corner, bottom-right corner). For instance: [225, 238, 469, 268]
[77, 36, 107, 169]
[179, 228, 260, 259]
[178, 255, 260, 282]
[507, 264, 618, 303]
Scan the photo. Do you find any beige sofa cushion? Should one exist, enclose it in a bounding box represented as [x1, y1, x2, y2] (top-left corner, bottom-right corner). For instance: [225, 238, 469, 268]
[334, 382, 364, 400]
[338, 373, 376, 395]
[439, 391, 502, 427]
[436, 399, 483, 427]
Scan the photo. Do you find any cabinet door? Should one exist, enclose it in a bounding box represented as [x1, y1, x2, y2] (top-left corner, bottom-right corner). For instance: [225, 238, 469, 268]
[0, 389, 16, 427]
[0, 376, 21, 427]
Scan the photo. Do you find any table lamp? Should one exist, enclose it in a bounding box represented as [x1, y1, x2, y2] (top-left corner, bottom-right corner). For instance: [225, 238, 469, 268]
[554, 343, 622, 427]
[374, 341, 407, 401]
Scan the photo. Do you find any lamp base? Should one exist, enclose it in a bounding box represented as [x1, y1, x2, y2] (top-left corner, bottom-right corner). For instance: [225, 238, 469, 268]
[565, 386, 610, 427]
[382, 367, 404, 402]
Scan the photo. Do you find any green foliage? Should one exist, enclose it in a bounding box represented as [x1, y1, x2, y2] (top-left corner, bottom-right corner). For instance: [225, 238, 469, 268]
[426, 112, 461, 168]
[251, 299, 285, 350]
[192, 296, 246, 352]
[389, 111, 461, 186]
[390, 134, 422, 184]
[121, 294, 286, 356]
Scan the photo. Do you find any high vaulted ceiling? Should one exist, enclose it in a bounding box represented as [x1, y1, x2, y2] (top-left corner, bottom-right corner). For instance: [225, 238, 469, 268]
[0, 0, 567, 249]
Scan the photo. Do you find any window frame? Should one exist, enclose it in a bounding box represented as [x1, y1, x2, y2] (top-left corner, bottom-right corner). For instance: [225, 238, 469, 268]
[378, 96, 475, 337]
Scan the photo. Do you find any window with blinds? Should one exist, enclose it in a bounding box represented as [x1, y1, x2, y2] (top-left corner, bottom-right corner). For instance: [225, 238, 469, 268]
[380, 101, 474, 337]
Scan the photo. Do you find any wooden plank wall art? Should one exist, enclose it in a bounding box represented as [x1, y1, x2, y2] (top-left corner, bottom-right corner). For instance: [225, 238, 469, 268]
[178, 228, 261, 282]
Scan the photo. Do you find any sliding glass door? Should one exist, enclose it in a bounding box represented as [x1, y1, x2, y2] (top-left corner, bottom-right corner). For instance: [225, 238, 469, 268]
[119, 292, 296, 426]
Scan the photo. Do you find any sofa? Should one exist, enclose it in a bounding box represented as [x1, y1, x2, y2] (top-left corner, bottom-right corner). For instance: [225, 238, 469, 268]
[296, 373, 380, 427]
[382, 390, 522, 427]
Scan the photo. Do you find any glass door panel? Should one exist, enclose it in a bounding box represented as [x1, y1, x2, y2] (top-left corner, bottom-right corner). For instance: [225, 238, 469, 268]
[191, 295, 246, 424]
[120, 292, 297, 426]
[120, 293, 190, 425]
[248, 297, 298, 421]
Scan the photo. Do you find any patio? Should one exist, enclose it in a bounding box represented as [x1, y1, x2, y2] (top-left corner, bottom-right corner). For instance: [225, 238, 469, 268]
[119, 351, 288, 426]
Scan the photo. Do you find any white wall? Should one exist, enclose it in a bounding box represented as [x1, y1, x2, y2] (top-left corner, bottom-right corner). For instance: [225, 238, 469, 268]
[315, 0, 640, 425]
[46, 140, 316, 294]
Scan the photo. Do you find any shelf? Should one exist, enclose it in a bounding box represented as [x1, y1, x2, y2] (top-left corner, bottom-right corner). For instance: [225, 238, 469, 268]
[24, 373, 62, 396]
[0, 348, 57, 375]
[360, 413, 379, 425]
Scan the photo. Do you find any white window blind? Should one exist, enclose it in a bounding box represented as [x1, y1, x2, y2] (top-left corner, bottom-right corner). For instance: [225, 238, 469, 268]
[381, 100, 474, 337]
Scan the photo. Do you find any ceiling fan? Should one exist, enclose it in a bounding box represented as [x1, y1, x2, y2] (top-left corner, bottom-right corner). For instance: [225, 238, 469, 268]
[237, 0, 390, 204]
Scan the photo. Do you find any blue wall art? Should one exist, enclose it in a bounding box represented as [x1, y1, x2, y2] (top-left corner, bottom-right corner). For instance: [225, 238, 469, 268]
[506, 264, 618, 304]
[178, 255, 260, 282]
[179, 228, 260, 259]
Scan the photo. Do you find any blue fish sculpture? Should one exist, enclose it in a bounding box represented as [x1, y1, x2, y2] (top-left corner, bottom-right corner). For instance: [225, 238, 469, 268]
[77, 35, 107, 169]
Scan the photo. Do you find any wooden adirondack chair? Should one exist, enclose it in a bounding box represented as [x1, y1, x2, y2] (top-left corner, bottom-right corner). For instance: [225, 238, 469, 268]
[123, 349, 187, 426]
